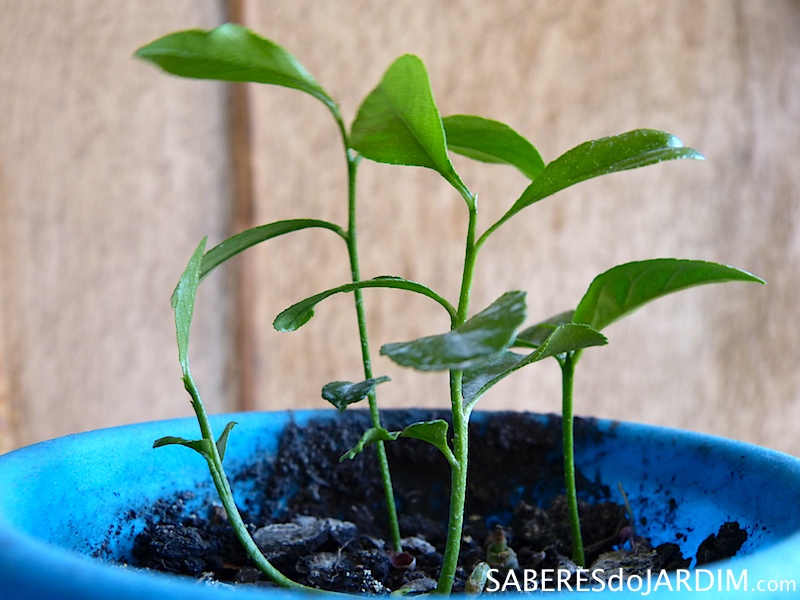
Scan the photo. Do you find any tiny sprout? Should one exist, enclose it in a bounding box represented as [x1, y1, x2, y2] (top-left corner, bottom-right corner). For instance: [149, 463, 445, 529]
[485, 526, 519, 570]
[137, 22, 764, 595]
[465, 562, 492, 595]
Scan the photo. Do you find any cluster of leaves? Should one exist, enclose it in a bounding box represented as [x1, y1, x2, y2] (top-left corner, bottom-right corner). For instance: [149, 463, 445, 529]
[137, 23, 763, 595]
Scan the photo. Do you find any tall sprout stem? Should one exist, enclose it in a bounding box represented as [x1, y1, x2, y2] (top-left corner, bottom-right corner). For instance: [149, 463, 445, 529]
[338, 115, 402, 552]
[436, 200, 479, 595]
[436, 371, 470, 595]
[560, 352, 586, 566]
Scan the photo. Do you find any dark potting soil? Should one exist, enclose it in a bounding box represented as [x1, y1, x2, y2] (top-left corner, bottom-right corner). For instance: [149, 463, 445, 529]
[129, 411, 746, 594]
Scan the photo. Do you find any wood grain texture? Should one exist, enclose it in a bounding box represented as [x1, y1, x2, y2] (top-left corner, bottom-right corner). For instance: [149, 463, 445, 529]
[0, 0, 236, 449]
[2, 1, 798, 457]
[0, 280, 10, 453]
[241, 1, 800, 454]
[227, 0, 259, 412]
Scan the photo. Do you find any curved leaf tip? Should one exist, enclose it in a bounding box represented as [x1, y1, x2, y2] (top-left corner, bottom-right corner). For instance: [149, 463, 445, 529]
[442, 114, 545, 180]
[573, 259, 764, 331]
[350, 54, 471, 205]
[322, 377, 391, 412]
[135, 23, 335, 110]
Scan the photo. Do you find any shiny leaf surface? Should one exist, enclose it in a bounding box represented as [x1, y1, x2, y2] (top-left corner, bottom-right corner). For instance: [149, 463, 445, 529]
[443, 114, 544, 179]
[135, 24, 335, 111]
[350, 55, 471, 204]
[322, 377, 391, 412]
[200, 220, 345, 281]
[380, 291, 526, 371]
[487, 130, 704, 238]
[274, 277, 455, 332]
[573, 259, 765, 331]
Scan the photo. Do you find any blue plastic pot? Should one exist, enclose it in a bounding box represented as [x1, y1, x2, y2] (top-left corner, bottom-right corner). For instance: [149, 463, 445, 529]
[1, 410, 799, 599]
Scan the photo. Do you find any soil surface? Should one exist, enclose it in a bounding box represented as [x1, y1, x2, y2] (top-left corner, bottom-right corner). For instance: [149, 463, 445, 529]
[129, 411, 746, 594]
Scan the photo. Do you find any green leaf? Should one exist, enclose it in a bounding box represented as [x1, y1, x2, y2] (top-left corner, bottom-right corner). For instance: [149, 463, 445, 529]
[380, 291, 526, 371]
[153, 423, 237, 461]
[573, 259, 766, 331]
[153, 435, 213, 459]
[462, 351, 526, 407]
[135, 24, 336, 111]
[215, 421, 237, 461]
[515, 310, 575, 348]
[340, 427, 400, 462]
[462, 323, 606, 409]
[487, 129, 704, 237]
[527, 323, 608, 361]
[400, 420, 455, 465]
[350, 55, 471, 204]
[171, 239, 207, 375]
[340, 421, 456, 465]
[442, 115, 544, 179]
[274, 276, 456, 332]
[321, 377, 391, 412]
[200, 220, 346, 281]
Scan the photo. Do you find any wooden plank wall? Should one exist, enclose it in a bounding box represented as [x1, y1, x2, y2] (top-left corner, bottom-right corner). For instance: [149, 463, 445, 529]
[0, 1, 237, 451]
[2, 1, 799, 455]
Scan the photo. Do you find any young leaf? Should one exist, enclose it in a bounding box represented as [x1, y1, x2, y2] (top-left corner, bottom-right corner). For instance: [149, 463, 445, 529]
[442, 115, 544, 180]
[350, 55, 472, 205]
[340, 427, 400, 462]
[171, 238, 207, 375]
[484, 130, 704, 240]
[274, 276, 456, 332]
[526, 323, 608, 362]
[200, 220, 346, 281]
[153, 435, 213, 459]
[462, 324, 606, 408]
[135, 24, 336, 112]
[572, 259, 766, 331]
[340, 421, 455, 465]
[515, 310, 575, 348]
[322, 377, 391, 412]
[400, 420, 456, 466]
[215, 421, 238, 461]
[380, 291, 526, 371]
[462, 351, 526, 407]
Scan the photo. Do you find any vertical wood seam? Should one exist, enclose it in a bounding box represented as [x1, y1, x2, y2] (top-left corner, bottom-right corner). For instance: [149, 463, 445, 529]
[0, 326, 13, 453]
[227, 0, 257, 411]
[0, 179, 15, 452]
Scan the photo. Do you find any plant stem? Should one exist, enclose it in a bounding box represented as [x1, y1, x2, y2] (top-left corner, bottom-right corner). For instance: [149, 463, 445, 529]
[456, 200, 479, 324]
[436, 201, 479, 595]
[185, 377, 322, 592]
[338, 115, 402, 552]
[436, 371, 470, 595]
[560, 352, 586, 566]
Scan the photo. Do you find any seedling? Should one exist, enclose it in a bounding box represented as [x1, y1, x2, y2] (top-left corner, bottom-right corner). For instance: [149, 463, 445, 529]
[136, 23, 764, 594]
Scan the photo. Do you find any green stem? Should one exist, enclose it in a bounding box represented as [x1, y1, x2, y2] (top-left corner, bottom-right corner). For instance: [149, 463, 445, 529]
[436, 203, 479, 595]
[476, 211, 513, 251]
[436, 371, 470, 595]
[456, 200, 479, 324]
[185, 376, 322, 592]
[338, 114, 402, 552]
[560, 352, 585, 566]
